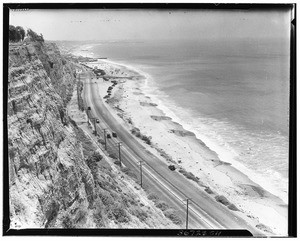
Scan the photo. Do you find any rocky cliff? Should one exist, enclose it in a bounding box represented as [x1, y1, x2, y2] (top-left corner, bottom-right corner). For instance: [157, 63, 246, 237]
[7, 41, 175, 229]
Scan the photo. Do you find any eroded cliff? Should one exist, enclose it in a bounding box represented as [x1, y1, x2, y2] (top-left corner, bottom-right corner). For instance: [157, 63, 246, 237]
[7, 41, 175, 229]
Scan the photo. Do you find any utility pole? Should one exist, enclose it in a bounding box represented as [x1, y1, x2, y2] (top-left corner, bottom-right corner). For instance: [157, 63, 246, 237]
[90, 118, 97, 135]
[103, 129, 107, 150]
[86, 108, 91, 123]
[86, 108, 89, 123]
[139, 161, 144, 187]
[118, 142, 122, 165]
[185, 198, 192, 229]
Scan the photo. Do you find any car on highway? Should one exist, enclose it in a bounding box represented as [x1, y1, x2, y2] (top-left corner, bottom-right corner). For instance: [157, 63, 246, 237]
[112, 132, 117, 138]
[107, 134, 111, 139]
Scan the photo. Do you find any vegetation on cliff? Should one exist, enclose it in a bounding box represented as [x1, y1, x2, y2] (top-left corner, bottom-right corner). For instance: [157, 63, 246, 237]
[9, 25, 25, 42]
[9, 25, 43, 43]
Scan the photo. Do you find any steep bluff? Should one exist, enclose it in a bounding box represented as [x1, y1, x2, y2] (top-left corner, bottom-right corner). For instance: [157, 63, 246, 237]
[7, 41, 175, 229]
[8, 41, 87, 228]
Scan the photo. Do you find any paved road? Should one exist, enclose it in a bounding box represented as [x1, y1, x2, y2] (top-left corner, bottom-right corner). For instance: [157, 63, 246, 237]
[81, 70, 261, 235]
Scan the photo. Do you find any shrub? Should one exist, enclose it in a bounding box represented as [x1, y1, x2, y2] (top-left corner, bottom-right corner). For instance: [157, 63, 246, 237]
[147, 193, 159, 202]
[131, 128, 138, 135]
[178, 169, 199, 183]
[141, 135, 151, 145]
[111, 204, 130, 223]
[62, 215, 75, 229]
[9, 25, 22, 42]
[98, 189, 114, 206]
[228, 203, 239, 211]
[73, 127, 95, 157]
[204, 187, 214, 194]
[163, 208, 182, 225]
[155, 201, 169, 211]
[93, 209, 105, 227]
[121, 192, 136, 207]
[45, 201, 59, 228]
[130, 207, 148, 222]
[131, 128, 151, 145]
[98, 139, 105, 145]
[108, 153, 118, 159]
[16, 26, 25, 41]
[69, 118, 78, 129]
[215, 195, 230, 206]
[256, 223, 273, 233]
[121, 167, 137, 180]
[92, 200, 107, 227]
[27, 28, 44, 42]
[91, 152, 103, 162]
[98, 159, 112, 171]
[114, 160, 121, 166]
[75, 209, 87, 223]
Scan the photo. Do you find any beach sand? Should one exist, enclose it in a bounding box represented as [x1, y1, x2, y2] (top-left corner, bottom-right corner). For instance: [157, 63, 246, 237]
[72, 46, 288, 236]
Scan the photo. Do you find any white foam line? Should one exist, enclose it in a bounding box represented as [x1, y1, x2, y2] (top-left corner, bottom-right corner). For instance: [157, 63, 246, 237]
[142, 89, 288, 204]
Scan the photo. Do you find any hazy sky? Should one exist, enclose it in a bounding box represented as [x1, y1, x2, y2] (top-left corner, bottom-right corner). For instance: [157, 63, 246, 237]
[9, 9, 291, 41]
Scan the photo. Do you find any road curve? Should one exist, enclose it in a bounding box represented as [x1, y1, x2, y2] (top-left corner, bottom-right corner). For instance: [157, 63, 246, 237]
[81, 70, 261, 236]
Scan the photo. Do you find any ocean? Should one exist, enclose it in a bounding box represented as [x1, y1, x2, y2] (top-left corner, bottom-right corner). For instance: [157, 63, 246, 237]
[89, 38, 290, 203]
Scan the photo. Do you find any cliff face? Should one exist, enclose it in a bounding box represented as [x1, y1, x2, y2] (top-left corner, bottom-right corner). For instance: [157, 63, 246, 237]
[8, 41, 89, 228]
[7, 41, 175, 229]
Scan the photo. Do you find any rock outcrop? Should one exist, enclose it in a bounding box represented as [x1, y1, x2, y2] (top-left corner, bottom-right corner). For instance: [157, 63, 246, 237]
[7, 41, 175, 229]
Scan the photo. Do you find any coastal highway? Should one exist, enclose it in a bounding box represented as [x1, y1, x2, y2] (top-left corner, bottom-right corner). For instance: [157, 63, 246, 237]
[81, 70, 261, 235]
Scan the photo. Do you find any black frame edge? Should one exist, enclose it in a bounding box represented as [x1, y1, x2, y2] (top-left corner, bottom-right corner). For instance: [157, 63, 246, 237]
[3, 3, 11, 236]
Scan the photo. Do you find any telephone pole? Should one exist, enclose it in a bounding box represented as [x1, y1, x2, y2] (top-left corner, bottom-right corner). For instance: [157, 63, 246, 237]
[139, 161, 144, 187]
[118, 142, 122, 165]
[90, 118, 97, 135]
[86, 109, 89, 123]
[103, 129, 107, 150]
[185, 198, 192, 229]
[86, 107, 91, 123]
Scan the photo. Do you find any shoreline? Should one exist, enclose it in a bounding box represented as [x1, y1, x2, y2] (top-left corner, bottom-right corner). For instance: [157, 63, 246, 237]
[140, 76, 288, 205]
[71, 46, 288, 236]
[89, 56, 288, 203]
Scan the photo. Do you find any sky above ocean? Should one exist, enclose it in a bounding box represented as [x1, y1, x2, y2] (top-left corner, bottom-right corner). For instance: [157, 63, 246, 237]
[10, 8, 291, 41]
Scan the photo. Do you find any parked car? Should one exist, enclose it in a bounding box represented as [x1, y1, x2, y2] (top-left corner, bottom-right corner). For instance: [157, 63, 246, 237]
[107, 134, 111, 139]
[112, 132, 117, 138]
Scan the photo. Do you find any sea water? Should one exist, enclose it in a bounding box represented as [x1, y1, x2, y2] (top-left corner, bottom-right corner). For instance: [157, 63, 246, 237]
[90, 38, 290, 203]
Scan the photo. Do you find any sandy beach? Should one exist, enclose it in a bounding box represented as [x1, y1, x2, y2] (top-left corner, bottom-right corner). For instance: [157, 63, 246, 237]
[72, 47, 288, 236]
